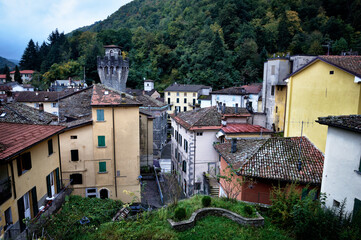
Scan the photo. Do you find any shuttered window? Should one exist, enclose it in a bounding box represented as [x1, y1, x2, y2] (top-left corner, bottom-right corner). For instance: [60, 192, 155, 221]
[99, 162, 106, 173]
[17, 152, 32, 176]
[96, 109, 104, 121]
[48, 139, 53, 155]
[98, 136, 105, 147]
[71, 150, 79, 161]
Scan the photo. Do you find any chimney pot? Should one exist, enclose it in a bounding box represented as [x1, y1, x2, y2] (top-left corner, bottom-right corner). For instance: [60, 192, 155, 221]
[235, 103, 238, 114]
[222, 103, 226, 114]
[121, 93, 126, 103]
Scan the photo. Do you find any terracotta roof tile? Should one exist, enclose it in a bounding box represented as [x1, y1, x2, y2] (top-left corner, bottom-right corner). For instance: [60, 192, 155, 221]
[240, 83, 262, 94]
[0, 122, 65, 161]
[211, 87, 247, 95]
[10, 70, 35, 74]
[91, 84, 142, 106]
[221, 124, 272, 134]
[317, 115, 361, 133]
[214, 137, 324, 184]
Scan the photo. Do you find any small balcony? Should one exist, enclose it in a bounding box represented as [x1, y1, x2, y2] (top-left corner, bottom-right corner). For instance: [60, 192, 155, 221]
[0, 177, 12, 205]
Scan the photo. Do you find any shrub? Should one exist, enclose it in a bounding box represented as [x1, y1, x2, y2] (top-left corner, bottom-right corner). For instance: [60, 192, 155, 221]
[202, 196, 212, 207]
[244, 205, 254, 217]
[174, 207, 186, 221]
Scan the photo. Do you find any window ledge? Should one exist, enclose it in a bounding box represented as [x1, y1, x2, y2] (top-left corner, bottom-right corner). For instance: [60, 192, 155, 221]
[354, 170, 361, 175]
[96, 120, 106, 122]
[98, 171, 108, 174]
[97, 146, 107, 148]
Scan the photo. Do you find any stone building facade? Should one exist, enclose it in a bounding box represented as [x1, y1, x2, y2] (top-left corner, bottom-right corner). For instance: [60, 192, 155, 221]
[97, 45, 129, 92]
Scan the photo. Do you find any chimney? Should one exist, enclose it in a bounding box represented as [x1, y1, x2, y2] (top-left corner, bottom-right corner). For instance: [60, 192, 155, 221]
[235, 103, 238, 114]
[222, 103, 226, 114]
[132, 92, 137, 100]
[121, 93, 126, 103]
[231, 138, 237, 153]
[39, 103, 44, 112]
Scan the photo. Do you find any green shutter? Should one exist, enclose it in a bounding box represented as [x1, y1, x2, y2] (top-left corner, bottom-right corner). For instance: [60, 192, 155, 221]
[99, 162, 106, 173]
[17, 196, 25, 231]
[55, 168, 61, 193]
[31, 187, 38, 217]
[98, 136, 105, 147]
[97, 109, 104, 121]
[46, 174, 51, 197]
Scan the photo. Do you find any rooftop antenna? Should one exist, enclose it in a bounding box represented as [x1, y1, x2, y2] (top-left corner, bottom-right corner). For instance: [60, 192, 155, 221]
[297, 121, 304, 171]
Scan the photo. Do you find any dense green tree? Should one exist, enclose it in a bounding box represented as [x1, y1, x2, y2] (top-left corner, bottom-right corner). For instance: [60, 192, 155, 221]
[14, 65, 22, 83]
[332, 37, 348, 55]
[20, 39, 38, 70]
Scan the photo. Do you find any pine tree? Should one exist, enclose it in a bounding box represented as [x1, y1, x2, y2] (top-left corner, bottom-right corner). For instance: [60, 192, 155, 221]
[20, 39, 38, 70]
[14, 65, 22, 84]
[4, 65, 11, 82]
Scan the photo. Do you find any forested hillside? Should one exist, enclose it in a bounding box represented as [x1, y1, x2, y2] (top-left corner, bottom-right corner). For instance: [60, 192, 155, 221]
[0, 56, 16, 71]
[19, 0, 361, 90]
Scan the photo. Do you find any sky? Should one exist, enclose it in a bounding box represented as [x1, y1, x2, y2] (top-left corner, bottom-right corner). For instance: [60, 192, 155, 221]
[0, 0, 133, 61]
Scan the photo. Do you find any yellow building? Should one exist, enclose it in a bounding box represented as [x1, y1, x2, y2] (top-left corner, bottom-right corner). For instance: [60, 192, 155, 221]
[164, 84, 212, 118]
[59, 85, 149, 203]
[0, 123, 64, 238]
[284, 55, 361, 152]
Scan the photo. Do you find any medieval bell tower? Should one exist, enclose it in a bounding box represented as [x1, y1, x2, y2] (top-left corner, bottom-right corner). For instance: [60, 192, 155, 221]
[97, 45, 129, 92]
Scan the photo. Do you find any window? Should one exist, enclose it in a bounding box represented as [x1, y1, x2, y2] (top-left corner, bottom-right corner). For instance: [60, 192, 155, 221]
[184, 139, 188, 153]
[182, 160, 187, 173]
[179, 134, 182, 146]
[175, 130, 178, 141]
[176, 98, 179, 103]
[98, 136, 105, 147]
[17, 152, 31, 176]
[86, 188, 97, 198]
[52, 103, 57, 108]
[99, 162, 107, 173]
[193, 93, 196, 97]
[184, 98, 187, 103]
[70, 173, 82, 185]
[271, 86, 275, 96]
[330, 71, 334, 75]
[184, 107, 187, 112]
[167, 92, 170, 96]
[175, 148, 178, 160]
[271, 65, 275, 75]
[177, 92, 179, 96]
[34, 103, 39, 108]
[195, 182, 201, 190]
[184, 92, 187, 96]
[193, 99, 196, 105]
[70, 135, 77, 139]
[275, 106, 278, 113]
[71, 150, 79, 161]
[48, 139, 53, 155]
[197, 132, 203, 136]
[168, 98, 170, 104]
[97, 109, 104, 121]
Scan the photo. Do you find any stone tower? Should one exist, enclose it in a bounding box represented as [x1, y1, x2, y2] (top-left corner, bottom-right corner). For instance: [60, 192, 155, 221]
[97, 45, 129, 92]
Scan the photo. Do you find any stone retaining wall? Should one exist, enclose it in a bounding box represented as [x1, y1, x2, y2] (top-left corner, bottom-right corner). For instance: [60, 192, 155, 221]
[168, 207, 264, 231]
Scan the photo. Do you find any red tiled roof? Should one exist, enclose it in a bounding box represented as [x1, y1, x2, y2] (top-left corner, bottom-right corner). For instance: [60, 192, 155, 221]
[91, 84, 142, 106]
[10, 70, 35, 74]
[0, 74, 6, 78]
[0, 122, 65, 161]
[214, 137, 324, 184]
[240, 84, 262, 94]
[221, 124, 272, 134]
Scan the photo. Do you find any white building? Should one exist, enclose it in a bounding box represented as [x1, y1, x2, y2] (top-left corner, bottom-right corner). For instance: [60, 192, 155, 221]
[170, 106, 250, 196]
[210, 84, 262, 113]
[317, 115, 361, 215]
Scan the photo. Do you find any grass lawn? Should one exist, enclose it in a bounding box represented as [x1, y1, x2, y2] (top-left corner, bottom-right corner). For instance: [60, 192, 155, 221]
[39, 195, 293, 240]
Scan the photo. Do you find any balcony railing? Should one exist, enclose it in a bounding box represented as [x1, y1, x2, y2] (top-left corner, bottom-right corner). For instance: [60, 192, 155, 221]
[0, 177, 12, 205]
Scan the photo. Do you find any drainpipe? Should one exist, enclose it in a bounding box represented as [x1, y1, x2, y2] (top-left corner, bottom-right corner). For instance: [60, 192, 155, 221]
[112, 107, 118, 198]
[10, 161, 16, 199]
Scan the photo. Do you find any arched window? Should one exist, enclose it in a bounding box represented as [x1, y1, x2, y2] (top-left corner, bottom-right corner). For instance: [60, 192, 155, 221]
[99, 189, 109, 199]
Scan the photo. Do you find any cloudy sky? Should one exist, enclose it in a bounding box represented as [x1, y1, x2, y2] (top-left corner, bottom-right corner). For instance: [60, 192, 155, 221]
[0, 0, 133, 61]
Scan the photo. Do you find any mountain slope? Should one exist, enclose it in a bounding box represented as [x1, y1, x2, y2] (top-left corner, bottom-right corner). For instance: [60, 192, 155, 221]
[0, 56, 16, 70]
